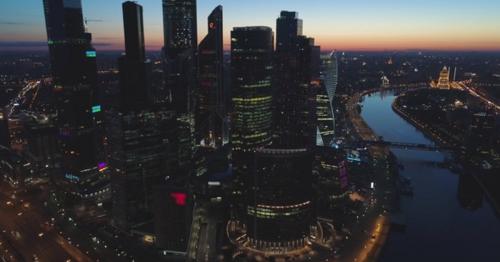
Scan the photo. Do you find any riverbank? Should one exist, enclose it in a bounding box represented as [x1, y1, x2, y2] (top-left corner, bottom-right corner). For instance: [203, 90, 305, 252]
[342, 89, 400, 262]
[360, 90, 500, 262]
[391, 96, 449, 149]
[392, 91, 500, 215]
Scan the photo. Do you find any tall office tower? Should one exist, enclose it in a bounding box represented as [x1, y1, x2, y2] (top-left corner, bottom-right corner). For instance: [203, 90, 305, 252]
[230, 26, 274, 176]
[316, 52, 338, 146]
[240, 12, 319, 255]
[162, 0, 197, 184]
[196, 6, 224, 147]
[315, 80, 335, 147]
[162, 0, 198, 113]
[119, 1, 152, 110]
[273, 11, 317, 147]
[108, 109, 176, 229]
[276, 11, 303, 53]
[42, 0, 97, 86]
[42, 0, 100, 184]
[109, 1, 177, 229]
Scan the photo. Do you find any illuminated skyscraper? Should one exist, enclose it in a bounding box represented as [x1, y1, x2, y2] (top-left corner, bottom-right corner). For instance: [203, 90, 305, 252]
[162, 0, 197, 113]
[230, 26, 274, 174]
[239, 12, 319, 255]
[196, 5, 224, 148]
[321, 52, 338, 102]
[316, 52, 338, 146]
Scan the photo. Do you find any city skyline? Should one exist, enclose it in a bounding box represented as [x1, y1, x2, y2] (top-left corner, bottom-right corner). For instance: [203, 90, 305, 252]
[1, 0, 500, 52]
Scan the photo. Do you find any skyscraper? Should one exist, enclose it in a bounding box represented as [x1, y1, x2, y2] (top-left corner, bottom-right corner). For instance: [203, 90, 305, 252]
[162, 0, 198, 184]
[276, 11, 303, 53]
[42, 0, 97, 86]
[240, 12, 319, 255]
[230, 26, 274, 173]
[119, 1, 152, 110]
[274, 11, 318, 147]
[42, 0, 100, 187]
[317, 52, 338, 146]
[196, 5, 224, 148]
[162, 0, 198, 113]
[109, 1, 177, 230]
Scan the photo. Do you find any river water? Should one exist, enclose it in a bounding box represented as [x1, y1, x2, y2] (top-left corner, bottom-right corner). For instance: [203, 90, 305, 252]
[359, 91, 500, 262]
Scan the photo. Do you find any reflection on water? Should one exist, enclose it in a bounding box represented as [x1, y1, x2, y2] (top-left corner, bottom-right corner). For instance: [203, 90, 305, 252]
[360, 91, 500, 262]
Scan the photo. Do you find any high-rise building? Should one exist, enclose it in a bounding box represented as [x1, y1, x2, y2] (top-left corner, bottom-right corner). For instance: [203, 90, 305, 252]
[240, 12, 319, 255]
[230, 26, 274, 175]
[162, 0, 198, 113]
[248, 148, 314, 251]
[321, 52, 338, 103]
[315, 80, 335, 147]
[42, 0, 101, 186]
[196, 6, 224, 148]
[42, 0, 97, 86]
[119, 1, 152, 110]
[162, 0, 197, 185]
[316, 52, 338, 146]
[274, 11, 318, 147]
[109, 1, 177, 229]
[276, 11, 303, 53]
[108, 109, 176, 229]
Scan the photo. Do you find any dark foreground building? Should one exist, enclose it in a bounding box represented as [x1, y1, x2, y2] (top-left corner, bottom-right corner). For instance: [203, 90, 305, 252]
[109, 1, 177, 230]
[248, 148, 313, 251]
[42, 0, 102, 189]
[196, 5, 224, 147]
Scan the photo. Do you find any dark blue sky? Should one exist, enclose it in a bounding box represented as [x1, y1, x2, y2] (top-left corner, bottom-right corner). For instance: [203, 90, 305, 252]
[1, 0, 500, 51]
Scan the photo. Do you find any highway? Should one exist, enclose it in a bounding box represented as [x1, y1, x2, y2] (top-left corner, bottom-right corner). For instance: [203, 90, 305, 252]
[6, 80, 40, 117]
[457, 81, 500, 111]
[0, 181, 93, 262]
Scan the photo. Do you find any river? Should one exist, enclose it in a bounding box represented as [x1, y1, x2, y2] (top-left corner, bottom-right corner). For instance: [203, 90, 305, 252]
[359, 90, 500, 262]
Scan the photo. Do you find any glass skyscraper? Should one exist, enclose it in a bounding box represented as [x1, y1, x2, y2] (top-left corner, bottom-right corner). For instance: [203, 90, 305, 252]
[42, 0, 101, 191]
[119, 1, 152, 110]
[196, 5, 224, 148]
[230, 26, 273, 163]
[162, 0, 198, 113]
[109, 1, 177, 230]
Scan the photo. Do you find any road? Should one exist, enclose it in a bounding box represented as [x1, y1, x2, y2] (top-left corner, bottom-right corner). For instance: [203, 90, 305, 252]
[6, 80, 40, 117]
[0, 181, 93, 262]
[457, 81, 500, 111]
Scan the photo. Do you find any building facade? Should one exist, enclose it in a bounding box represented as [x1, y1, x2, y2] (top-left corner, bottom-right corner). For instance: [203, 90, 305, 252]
[230, 26, 274, 174]
[196, 5, 224, 148]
